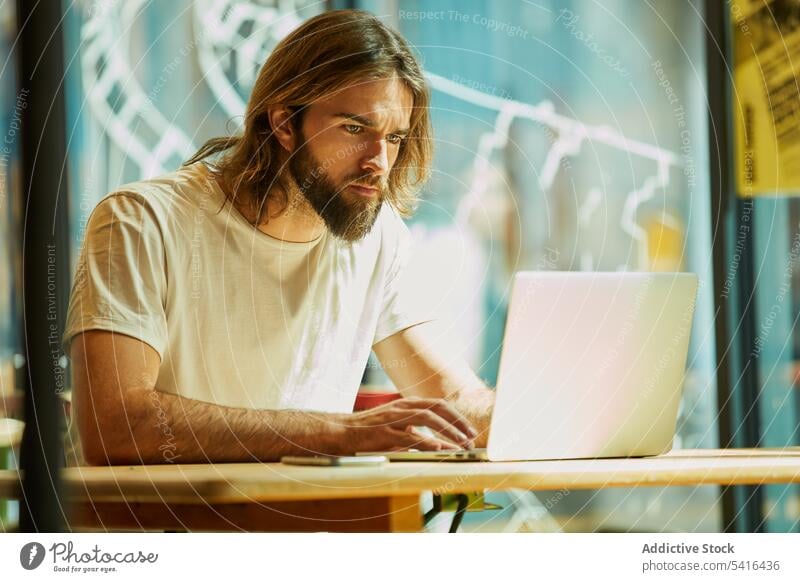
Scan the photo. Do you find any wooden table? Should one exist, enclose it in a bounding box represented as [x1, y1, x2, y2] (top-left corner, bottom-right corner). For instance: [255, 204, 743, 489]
[2, 448, 800, 532]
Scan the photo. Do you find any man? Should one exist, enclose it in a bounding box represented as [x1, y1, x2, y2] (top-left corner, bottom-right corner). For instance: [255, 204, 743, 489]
[63, 9, 494, 466]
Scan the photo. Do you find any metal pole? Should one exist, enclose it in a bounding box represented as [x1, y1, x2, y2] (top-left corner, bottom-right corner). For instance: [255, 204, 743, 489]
[704, 0, 763, 533]
[16, 0, 70, 533]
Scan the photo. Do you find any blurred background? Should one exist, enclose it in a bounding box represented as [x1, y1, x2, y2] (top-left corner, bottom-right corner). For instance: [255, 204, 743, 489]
[1, 0, 798, 532]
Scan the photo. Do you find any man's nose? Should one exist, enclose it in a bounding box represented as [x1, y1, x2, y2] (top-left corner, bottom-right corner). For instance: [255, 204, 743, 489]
[360, 139, 389, 176]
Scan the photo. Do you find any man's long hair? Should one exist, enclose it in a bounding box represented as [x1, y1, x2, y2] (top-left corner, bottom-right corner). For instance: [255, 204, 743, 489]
[185, 9, 432, 222]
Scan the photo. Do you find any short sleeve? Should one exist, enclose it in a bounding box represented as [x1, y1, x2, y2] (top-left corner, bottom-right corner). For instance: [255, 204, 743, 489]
[62, 193, 169, 360]
[373, 213, 435, 345]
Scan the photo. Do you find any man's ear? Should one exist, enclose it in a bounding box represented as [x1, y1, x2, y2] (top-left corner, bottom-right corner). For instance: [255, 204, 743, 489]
[267, 106, 297, 152]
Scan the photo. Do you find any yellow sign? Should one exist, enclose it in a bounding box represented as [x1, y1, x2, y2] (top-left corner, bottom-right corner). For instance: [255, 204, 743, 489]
[732, 0, 800, 196]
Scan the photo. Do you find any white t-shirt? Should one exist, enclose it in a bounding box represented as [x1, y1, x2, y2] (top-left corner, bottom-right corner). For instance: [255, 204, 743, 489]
[62, 162, 429, 465]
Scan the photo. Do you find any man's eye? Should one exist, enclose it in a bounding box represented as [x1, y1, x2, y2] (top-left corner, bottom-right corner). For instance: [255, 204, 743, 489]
[386, 134, 405, 145]
[344, 124, 363, 135]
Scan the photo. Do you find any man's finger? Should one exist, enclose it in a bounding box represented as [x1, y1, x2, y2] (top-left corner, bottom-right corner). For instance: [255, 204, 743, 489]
[396, 427, 461, 451]
[388, 409, 472, 448]
[400, 398, 478, 439]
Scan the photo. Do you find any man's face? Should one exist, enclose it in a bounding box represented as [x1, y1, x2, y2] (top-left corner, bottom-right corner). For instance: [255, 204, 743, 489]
[287, 75, 413, 242]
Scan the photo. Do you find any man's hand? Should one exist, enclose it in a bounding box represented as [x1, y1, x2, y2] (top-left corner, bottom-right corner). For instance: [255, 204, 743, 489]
[340, 397, 477, 452]
[373, 322, 495, 446]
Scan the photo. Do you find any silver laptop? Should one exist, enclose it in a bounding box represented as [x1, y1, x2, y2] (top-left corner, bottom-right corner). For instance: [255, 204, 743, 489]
[362, 271, 699, 462]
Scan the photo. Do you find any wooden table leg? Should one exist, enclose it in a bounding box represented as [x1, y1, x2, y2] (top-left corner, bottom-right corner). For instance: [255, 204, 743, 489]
[386, 495, 423, 532]
[69, 495, 423, 533]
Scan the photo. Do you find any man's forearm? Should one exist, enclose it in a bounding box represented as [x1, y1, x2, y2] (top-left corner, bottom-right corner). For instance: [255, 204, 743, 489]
[93, 387, 350, 464]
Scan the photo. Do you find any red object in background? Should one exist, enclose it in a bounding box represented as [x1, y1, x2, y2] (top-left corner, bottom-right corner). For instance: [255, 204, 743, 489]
[353, 390, 402, 411]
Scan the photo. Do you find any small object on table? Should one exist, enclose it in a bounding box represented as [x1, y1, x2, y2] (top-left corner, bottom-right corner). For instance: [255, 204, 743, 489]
[280, 455, 388, 467]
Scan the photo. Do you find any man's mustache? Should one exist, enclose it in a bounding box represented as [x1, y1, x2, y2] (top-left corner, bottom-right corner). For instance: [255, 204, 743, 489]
[345, 174, 386, 190]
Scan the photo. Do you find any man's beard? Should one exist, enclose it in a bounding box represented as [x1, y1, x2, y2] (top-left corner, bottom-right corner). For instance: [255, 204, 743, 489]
[288, 140, 384, 243]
